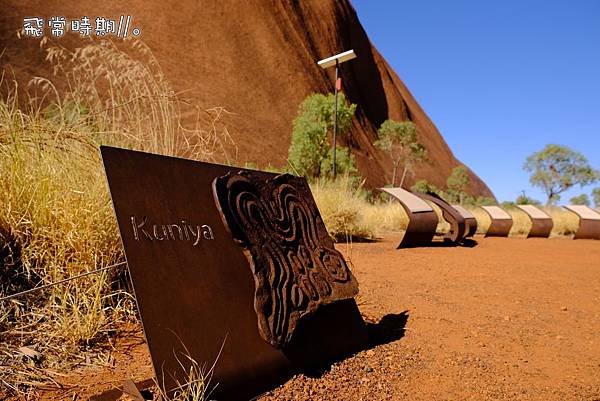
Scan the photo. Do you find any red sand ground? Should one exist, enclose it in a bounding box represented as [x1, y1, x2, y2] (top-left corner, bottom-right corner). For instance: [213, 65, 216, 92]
[25, 235, 600, 400]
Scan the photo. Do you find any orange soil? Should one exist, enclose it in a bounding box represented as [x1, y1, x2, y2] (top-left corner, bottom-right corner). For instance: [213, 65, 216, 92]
[17, 235, 600, 400]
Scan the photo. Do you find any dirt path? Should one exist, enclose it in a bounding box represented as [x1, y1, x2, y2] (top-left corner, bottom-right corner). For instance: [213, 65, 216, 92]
[26, 235, 600, 400]
[261, 235, 600, 400]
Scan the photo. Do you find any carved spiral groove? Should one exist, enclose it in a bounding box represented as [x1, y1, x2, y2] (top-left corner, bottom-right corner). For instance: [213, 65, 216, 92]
[213, 172, 359, 348]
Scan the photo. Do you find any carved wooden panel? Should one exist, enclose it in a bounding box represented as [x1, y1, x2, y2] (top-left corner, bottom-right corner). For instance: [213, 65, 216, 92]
[212, 172, 359, 348]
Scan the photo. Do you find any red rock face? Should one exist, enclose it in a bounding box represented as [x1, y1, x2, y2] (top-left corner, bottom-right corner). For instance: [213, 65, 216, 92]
[0, 0, 494, 197]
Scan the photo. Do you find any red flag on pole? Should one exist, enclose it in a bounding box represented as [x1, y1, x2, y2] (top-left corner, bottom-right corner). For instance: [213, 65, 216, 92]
[336, 77, 342, 91]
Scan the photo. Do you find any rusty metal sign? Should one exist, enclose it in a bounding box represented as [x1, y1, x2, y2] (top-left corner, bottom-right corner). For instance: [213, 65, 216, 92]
[481, 205, 513, 237]
[516, 204, 553, 238]
[451, 204, 478, 238]
[101, 146, 367, 400]
[414, 191, 467, 243]
[379, 187, 438, 248]
[564, 205, 600, 240]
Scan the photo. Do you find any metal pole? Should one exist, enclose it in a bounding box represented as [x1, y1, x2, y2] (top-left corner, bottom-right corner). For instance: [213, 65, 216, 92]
[332, 59, 339, 179]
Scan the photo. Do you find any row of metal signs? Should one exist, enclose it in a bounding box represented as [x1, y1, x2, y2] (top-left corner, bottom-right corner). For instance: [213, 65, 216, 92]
[381, 187, 600, 247]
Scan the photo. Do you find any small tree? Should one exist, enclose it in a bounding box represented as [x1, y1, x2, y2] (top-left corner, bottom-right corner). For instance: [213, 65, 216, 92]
[446, 165, 470, 204]
[410, 179, 440, 195]
[516, 192, 541, 206]
[374, 120, 426, 187]
[288, 93, 356, 178]
[524, 144, 599, 205]
[472, 196, 495, 206]
[593, 187, 600, 207]
[569, 194, 590, 206]
[320, 145, 358, 177]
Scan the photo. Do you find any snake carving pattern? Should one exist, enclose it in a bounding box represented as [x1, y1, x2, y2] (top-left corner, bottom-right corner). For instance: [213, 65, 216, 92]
[212, 172, 359, 348]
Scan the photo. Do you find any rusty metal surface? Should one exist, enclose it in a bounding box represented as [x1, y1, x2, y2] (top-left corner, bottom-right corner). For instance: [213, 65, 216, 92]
[481, 206, 513, 237]
[575, 220, 600, 240]
[101, 146, 368, 400]
[415, 192, 466, 243]
[564, 205, 600, 240]
[527, 218, 554, 238]
[212, 171, 359, 348]
[516, 205, 553, 238]
[380, 187, 438, 248]
[452, 204, 478, 238]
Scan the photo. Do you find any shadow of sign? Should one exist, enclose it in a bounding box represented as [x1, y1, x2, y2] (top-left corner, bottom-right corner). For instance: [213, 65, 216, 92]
[366, 311, 409, 347]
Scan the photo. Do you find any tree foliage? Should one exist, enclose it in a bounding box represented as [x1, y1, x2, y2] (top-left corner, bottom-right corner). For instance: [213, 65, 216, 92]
[515, 193, 541, 206]
[593, 188, 600, 207]
[446, 165, 470, 203]
[569, 194, 590, 206]
[410, 176, 493, 206]
[471, 196, 496, 206]
[410, 179, 440, 195]
[374, 120, 426, 187]
[288, 93, 357, 178]
[523, 144, 599, 205]
[320, 145, 358, 177]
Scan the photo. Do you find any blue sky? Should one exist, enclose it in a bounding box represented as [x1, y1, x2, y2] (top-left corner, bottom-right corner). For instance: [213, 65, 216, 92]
[352, 0, 600, 203]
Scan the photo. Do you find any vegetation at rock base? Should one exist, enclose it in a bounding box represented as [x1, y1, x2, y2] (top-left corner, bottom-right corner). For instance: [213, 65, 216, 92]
[287, 93, 357, 179]
[411, 179, 441, 195]
[374, 120, 426, 187]
[446, 165, 471, 204]
[515, 193, 542, 205]
[409, 173, 494, 207]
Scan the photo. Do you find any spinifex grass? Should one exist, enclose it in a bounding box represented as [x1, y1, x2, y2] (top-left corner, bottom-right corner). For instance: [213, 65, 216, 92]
[310, 176, 380, 241]
[0, 39, 232, 395]
[157, 341, 224, 401]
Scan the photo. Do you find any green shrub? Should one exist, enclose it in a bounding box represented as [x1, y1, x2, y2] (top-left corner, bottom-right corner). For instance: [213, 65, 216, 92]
[410, 179, 440, 195]
[569, 193, 591, 206]
[288, 93, 356, 178]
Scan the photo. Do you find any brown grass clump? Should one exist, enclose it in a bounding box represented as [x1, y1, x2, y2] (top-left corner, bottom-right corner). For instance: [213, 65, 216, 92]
[429, 203, 451, 236]
[464, 206, 490, 235]
[310, 176, 378, 241]
[359, 201, 408, 233]
[545, 206, 579, 237]
[506, 207, 532, 237]
[0, 39, 232, 395]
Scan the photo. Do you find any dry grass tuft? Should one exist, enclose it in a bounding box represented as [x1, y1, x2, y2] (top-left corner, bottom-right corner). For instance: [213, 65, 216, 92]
[465, 206, 491, 235]
[0, 39, 232, 395]
[506, 207, 532, 237]
[545, 206, 579, 237]
[359, 201, 408, 233]
[310, 176, 378, 241]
